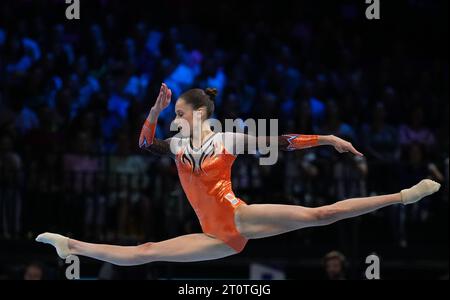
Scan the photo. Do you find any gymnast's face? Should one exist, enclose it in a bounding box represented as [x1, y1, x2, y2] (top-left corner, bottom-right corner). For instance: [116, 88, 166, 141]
[174, 98, 207, 138]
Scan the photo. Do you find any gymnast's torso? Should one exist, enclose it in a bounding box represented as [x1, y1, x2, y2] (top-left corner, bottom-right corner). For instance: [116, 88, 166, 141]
[170, 132, 248, 252]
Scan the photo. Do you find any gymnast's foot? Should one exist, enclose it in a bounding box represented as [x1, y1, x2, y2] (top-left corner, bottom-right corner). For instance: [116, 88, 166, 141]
[36, 232, 71, 259]
[400, 179, 441, 205]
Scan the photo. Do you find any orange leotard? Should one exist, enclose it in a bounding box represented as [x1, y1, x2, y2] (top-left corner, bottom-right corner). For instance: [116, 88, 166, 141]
[173, 132, 248, 252]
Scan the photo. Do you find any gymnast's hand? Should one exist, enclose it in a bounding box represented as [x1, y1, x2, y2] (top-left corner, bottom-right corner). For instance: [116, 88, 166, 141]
[152, 83, 172, 114]
[330, 135, 364, 156]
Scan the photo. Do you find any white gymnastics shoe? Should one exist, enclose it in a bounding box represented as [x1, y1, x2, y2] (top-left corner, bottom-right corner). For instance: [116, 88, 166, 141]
[36, 232, 71, 259]
[400, 179, 441, 205]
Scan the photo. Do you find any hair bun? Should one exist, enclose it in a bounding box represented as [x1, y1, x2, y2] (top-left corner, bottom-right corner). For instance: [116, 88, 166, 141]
[204, 88, 218, 102]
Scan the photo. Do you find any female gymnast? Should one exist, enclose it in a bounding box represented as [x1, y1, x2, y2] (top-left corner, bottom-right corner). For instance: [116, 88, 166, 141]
[36, 83, 441, 266]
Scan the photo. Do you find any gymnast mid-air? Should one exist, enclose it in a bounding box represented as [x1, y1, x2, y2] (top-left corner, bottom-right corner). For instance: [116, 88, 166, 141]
[36, 83, 441, 265]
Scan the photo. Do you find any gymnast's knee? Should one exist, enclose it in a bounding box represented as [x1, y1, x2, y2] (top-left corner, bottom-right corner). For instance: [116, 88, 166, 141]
[135, 242, 157, 263]
[314, 206, 341, 225]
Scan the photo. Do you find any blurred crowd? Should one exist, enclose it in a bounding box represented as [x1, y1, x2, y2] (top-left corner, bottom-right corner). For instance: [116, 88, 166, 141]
[0, 0, 448, 272]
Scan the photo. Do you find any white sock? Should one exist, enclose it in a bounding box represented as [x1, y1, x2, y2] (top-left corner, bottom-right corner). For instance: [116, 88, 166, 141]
[36, 232, 71, 259]
[400, 179, 441, 205]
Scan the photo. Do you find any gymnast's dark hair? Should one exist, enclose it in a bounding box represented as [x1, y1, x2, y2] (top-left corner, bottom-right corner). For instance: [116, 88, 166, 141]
[179, 88, 217, 118]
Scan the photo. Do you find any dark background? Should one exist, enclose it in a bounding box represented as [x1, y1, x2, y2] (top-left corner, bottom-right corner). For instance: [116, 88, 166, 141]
[0, 0, 448, 279]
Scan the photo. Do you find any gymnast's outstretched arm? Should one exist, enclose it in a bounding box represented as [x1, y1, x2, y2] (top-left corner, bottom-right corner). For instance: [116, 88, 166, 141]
[227, 132, 363, 156]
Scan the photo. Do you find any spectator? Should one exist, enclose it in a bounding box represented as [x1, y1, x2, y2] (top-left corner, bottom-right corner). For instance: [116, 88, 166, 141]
[63, 131, 103, 238]
[23, 262, 44, 280]
[394, 143, 444, 247]
[108, 132, 151, 239]
[0, 133, 23, 238]
[399, 106, 436, 152]
[362, 102, 401, 194]
[322, 251, 347, 280]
